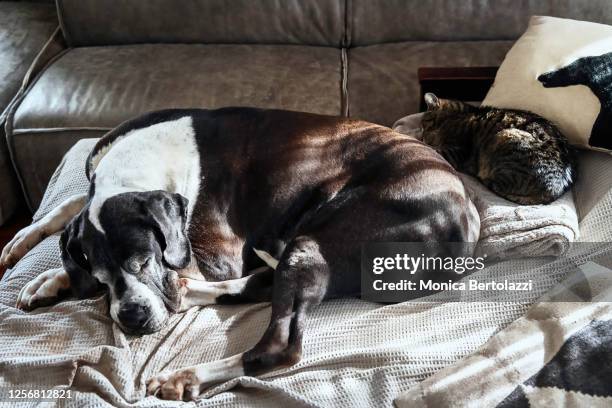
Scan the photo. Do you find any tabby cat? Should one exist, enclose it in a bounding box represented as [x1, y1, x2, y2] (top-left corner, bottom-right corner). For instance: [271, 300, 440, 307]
[421, 93, 577, 205]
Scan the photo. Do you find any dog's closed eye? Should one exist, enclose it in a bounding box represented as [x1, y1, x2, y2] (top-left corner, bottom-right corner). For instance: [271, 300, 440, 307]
[126, 256, 152, 274]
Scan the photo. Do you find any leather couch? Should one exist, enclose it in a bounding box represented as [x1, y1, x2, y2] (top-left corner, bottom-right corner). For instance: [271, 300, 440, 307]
[0, 0, 58, 224]
[3, 0, 612, 216]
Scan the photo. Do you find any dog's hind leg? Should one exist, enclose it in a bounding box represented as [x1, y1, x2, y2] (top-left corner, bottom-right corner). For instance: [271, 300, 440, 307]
[241, 235, 327, 375]
[147, 236, 328, 401]
[1, 193, 87, 267]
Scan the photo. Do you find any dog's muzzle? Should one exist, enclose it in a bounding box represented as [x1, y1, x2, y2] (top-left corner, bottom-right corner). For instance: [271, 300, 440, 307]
[161, 270, 182, 313]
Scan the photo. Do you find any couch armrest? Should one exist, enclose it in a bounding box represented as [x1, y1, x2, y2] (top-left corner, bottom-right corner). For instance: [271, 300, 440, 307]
[0, 3, 65, 225]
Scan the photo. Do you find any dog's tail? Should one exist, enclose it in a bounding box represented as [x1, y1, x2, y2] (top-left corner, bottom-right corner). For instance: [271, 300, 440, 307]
[253, 248, 279, 270]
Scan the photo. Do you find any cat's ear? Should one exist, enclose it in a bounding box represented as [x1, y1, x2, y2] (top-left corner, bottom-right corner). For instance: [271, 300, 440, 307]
[424, 93, 440, 111]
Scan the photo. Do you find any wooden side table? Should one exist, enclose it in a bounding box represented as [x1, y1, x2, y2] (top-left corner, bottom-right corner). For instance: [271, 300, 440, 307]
[418, 66, 498, 111]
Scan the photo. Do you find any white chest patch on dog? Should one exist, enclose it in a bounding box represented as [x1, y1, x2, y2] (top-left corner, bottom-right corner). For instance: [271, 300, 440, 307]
[89, 116, 201, 233]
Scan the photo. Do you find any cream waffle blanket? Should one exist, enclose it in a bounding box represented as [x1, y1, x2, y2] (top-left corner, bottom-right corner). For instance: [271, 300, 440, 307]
[461, 174, 579, 259]
[0, 140, 609, 407]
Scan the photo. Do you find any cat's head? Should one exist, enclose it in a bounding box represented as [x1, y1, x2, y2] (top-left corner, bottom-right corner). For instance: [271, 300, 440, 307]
[421, 94, 473, 168]
[424, 93, 472, 112]
[421, 93, 456, 147]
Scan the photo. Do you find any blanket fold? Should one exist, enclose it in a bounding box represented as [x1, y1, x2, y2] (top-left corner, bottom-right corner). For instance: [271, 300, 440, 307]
[461, 175, 579, 259]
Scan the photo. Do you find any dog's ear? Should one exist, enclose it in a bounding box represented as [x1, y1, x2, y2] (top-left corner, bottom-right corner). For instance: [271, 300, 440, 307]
[60, 213, 100, 298]
[147, 191, 191, 270]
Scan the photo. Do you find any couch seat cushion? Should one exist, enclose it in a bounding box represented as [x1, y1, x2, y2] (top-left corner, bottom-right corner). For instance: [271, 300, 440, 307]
[9, 44, 342, 208]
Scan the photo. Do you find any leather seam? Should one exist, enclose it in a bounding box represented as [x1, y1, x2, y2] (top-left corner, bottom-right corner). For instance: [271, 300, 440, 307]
[351, 39, 517, 47]
[21, 26, 64, 90]
[341, 48, 349, 117]
[344, 0, 352, 47]
[55, 0, 73, 47]
[340, 0, 350, 117]
[12, 127, 111, 134]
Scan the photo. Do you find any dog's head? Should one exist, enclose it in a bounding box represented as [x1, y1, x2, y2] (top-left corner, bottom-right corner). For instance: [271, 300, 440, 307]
[61, 190, 191, 334]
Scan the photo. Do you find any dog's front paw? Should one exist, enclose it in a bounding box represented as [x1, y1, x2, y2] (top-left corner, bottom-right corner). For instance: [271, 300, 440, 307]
[177, 278, 193, 312]
[146, 368, 201, 401]
[16, 268, 70, 310]
[0, 223, 46, 267]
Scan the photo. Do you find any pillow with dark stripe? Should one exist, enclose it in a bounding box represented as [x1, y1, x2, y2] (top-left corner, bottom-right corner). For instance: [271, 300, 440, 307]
[484, 16, 612, 153]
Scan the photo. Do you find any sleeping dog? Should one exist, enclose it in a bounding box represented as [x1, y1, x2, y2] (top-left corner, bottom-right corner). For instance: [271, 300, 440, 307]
[0, 108, 479, 400]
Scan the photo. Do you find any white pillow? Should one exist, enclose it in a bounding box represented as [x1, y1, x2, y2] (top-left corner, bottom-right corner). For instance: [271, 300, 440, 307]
[483, 16, 612, 152]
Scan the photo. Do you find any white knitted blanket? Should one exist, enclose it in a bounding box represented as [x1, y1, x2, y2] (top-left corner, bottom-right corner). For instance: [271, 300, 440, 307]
[0, 140, 610, 407]
[460, 174, 579, 259]
[396, 260, 612, 408]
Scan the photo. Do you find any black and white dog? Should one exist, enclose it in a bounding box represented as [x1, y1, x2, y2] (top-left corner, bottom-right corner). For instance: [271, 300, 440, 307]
[1, 108, 479, 400]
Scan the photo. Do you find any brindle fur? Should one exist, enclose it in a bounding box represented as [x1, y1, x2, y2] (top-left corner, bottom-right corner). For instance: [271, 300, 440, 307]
[421, 93, 577, 205]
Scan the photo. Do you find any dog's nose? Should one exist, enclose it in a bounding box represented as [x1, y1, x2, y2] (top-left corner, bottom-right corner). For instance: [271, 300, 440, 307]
[117, 302, 151, 331]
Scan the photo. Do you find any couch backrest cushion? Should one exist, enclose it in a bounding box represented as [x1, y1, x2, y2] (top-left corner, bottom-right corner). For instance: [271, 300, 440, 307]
[56, 0, 345, 47]
[58, 0, 612, 47]
[350, 0, 612, 45]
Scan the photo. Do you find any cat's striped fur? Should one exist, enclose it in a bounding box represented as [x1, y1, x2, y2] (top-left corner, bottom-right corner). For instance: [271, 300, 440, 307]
[421, 93, 577, 205]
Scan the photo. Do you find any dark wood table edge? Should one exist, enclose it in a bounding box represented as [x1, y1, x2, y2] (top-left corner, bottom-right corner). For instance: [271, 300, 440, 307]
[418, 66, 499, 111]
